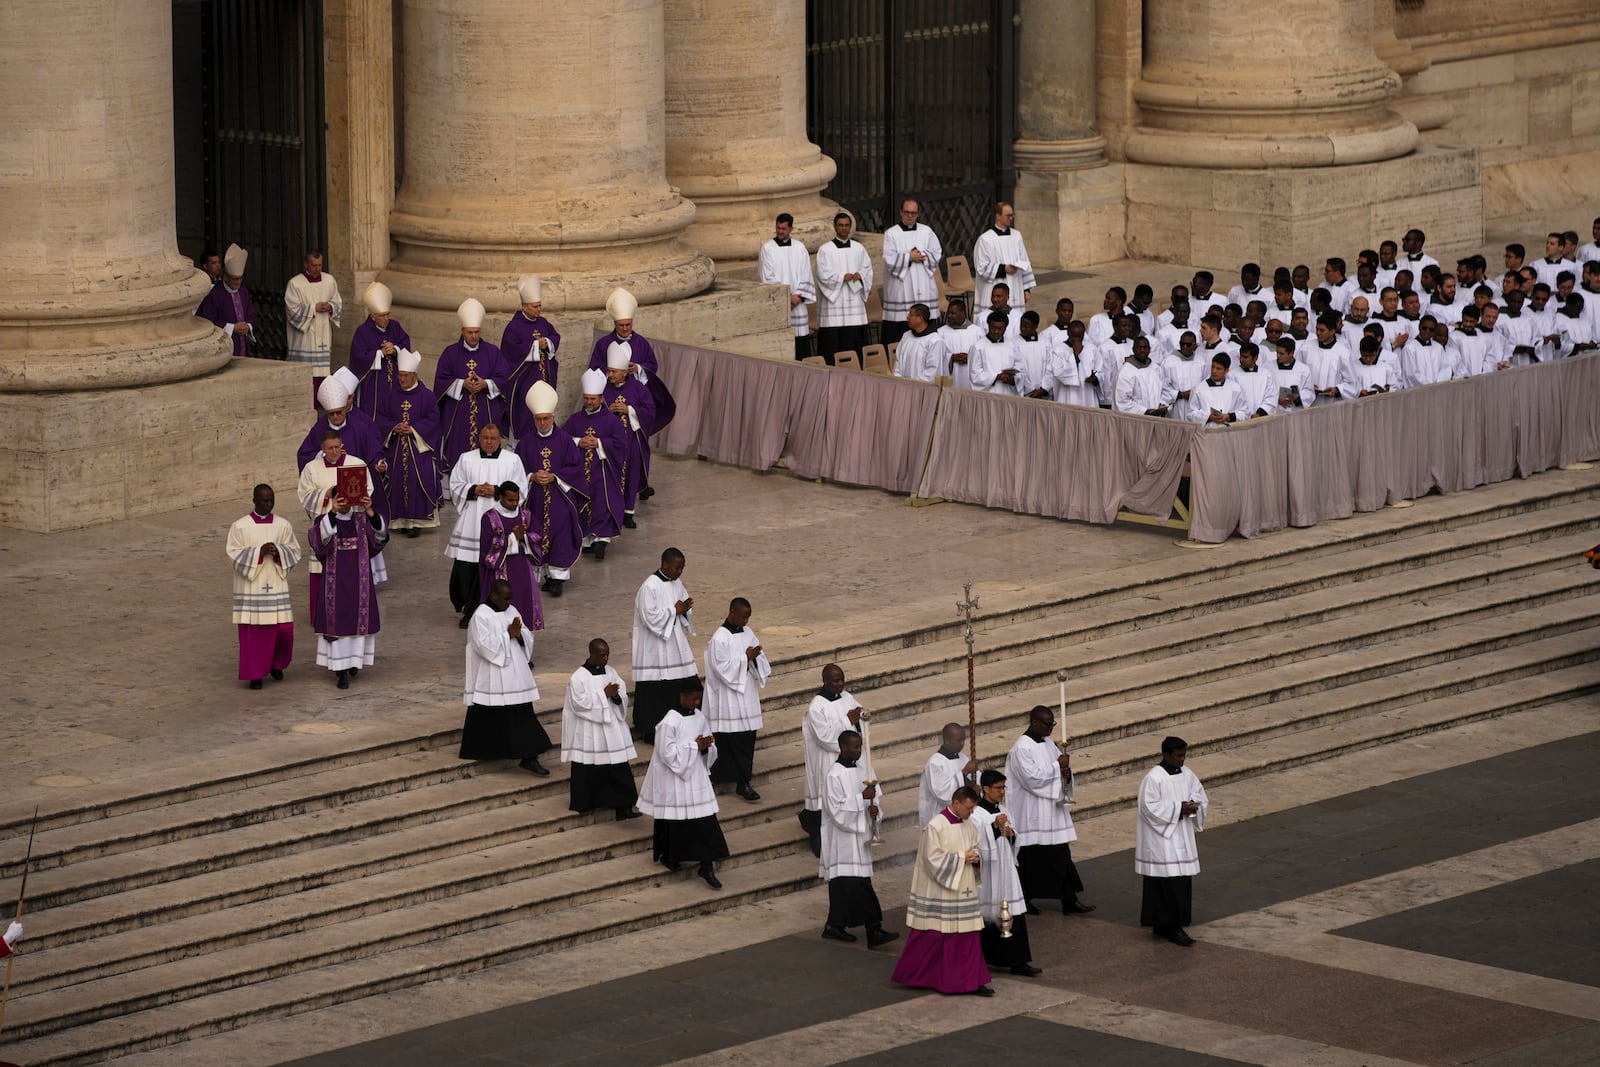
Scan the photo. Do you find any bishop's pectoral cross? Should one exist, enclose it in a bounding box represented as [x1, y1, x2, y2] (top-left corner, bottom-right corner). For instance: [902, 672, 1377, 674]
[466, 359, 480, 438]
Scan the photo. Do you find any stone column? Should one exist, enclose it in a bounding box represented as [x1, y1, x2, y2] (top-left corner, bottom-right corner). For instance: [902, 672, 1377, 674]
[1126, 0, 1418, 168]
[380, 0, 715, 353]
[1013, 0, 1124, 267]
[0, 0, 229, 392]
[663, 0, 838, 261]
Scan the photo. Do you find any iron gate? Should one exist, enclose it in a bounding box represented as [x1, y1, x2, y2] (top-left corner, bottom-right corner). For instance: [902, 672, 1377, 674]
[806, 0, 1017, 260]
[173, 0, 327, 361]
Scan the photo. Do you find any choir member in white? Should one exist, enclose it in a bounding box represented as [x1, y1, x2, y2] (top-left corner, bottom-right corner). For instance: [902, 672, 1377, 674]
[284, 248, 342, 371]
[1005, 705, 1095, 915]
[1268, 339, 1317, 412]
[1113, 337, 1173, 417]
[1233, 343, 1277, 419]
[938, 300, 983, 390]
[1188, 352, 1247, 425]
[918, 723, 977, 828]
[1162, 332, 1210, 422]
[1352, 337, 1396, 395]
[631, 547, 697, 741]
[970, 311, 1021, 394]
[820, 730, 898, 947]
[972, 202, 1034, 311]
[561, 638, 641, 820]
[1014, 311, 1052, 398]
[637, 677, 729, 889]
[757, 212, 816, 360]
[1137, 737, 1209, 947]
[446, 423, 526, 628]
[459, 578, 552, 775]
[880, 198, 943, 346]
[889, 785, 993, 997]
[972, 769, 1041, 976]
[1046, 320, 1094, 406]
[891, 304, 949, 383]
[801, 663, 863, 858]
[815, 212, 873, 364]
[704, 597, 771, 802]
[1400, 317, 1452, 387]
[226, 484, 300, 690]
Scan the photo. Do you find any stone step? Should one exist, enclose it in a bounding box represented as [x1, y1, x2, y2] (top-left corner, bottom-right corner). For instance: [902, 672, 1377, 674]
[24, 546, 1592, 926]
[9, 656, 1597, 1066]
[4, 486, 1593, 849]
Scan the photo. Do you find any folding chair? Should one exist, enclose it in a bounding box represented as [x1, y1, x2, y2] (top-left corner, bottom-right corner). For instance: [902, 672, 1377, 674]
[833, 351, 862, 370]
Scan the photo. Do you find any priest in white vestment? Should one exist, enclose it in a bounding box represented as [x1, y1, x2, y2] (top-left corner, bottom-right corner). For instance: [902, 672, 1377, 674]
[704, 597, 771, 802]
[814, 212, 873, 364]
[972, 202, 1034, 310]
[1005, 705, 1095, 915]
[972, 769, 1039, 975]
[937, 300, 984, 390]
[631, 547, 698, 741]
[296, 425, 385, 597]
[459, 579, 552, 775]
[892, 304, 949, 383]
[757, 212, 816, 360]
[801, 663, 863, 857]
[446, 423, 526, 628]
[1187, 352, 1248, 425]
[1137, 737, 1209, 946]
[637, 677, 729, 889]
[890, 786, 993, 997]
[227, 484, 301, 689]
[284, 249, 342, 371]
[880, 199, 943, 346]
[821, 731, 898, 947]
[562, 638, 640, 819]
[918, 723, 976, 828]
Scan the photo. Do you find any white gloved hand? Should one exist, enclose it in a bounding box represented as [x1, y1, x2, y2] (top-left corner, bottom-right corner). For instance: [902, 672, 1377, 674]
[3, 920, 21, 947]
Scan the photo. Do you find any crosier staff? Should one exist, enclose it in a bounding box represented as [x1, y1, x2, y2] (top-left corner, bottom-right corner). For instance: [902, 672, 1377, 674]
[955, 584, 981, 769]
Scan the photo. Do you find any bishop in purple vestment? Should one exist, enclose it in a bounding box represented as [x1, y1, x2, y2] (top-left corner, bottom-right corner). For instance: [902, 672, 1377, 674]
[587, 287, 676, 437]
[376, 350, 443, 532]
[596, 345, 656, 522]
[436, 298, 509, 469]
[521, 380, 590, 596]
[502, 276, 562, 442]
[196, 244, 258, 357]
[479, 485, 544, 631]
[562, 369, 626, 549]
[309, 505, 385, 688]
[349, 281, 414, 421]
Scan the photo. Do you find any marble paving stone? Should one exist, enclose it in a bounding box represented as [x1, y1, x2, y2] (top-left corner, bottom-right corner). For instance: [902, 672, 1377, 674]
[834, 1015, 1252, 1066]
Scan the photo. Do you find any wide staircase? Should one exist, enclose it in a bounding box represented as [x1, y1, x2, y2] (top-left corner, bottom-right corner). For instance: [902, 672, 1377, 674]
[5, 479, 1600, 1065]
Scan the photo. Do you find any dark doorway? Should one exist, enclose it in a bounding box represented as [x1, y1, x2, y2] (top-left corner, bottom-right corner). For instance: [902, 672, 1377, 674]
[173, 0, 328, 361]
[806, 0, 1017, 260]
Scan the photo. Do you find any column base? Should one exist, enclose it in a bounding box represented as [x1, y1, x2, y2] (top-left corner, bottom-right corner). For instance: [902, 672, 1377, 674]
[1123, 145, 1483, 267]
[0, 359, 308, 532]
[1015, 163, 1127, 269]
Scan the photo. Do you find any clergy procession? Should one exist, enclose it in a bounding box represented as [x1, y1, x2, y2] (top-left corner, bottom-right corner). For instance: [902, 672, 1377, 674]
[759, 205, 1600, 413]
[207, 205, 1593, 1012]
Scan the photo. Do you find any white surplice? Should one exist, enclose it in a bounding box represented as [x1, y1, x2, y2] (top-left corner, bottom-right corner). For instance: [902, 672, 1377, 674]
[637, 709, 719, 820]
[446, 448, 528, 562]
[893, 328, 949, 384]
[296, 456, 386, 582]
[561, 664, 636, 766]
[918, 751, 969, 829]
[632, 572, 697, 682]
[881, 223, 943, 322]
[463, 604, 537, 706]
[972, 226, 1034, 310]
[1004, 733, 1076, 847]
[821, 760, 879, 880]
[970, 802, 1025, 924]
[703, 624, 770, 732]
[226, 514, 301, 625]
[1134, 764, 1209, 877]
[803, 690, 860, 811]
[758, 238, 816, 337]
[284, 273, 342, 371]
[937, 320, 984, 390]
[816, 239, 874, 329]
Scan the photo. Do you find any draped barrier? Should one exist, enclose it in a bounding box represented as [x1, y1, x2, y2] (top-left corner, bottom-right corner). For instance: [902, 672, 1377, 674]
[1187, 355, 1600, 542]
[650, 339, 1600, 542]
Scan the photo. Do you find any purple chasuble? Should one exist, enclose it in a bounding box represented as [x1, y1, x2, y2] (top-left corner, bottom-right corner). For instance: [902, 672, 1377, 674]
[501, 313, 562, 441]
[522, 426, 592, 565]
[435, 340, 509, 468]
[559, 405, 626, 539]
[587, 331, 676, 435]
[479, 506, 544, 630]
[196, 283, 258, 357]
[599, 378, 654, 511]
[376, 383, 444, 521]
[309, 512, 383, 637]
[350, 318, 414, 420]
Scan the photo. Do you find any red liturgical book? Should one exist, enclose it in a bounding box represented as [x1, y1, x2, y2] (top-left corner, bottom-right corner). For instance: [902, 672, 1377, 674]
[336, 466, 367, 504]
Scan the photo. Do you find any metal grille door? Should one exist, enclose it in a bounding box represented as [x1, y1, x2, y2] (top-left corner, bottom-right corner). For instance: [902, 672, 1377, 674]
[807, 0, 1016, 259]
